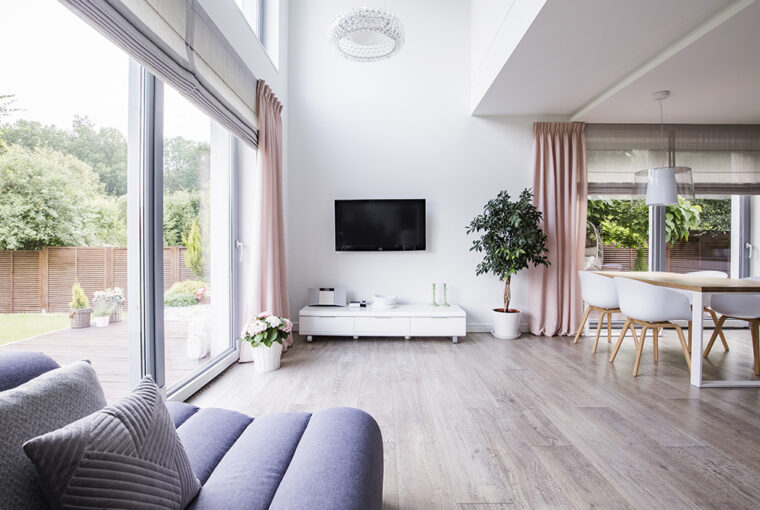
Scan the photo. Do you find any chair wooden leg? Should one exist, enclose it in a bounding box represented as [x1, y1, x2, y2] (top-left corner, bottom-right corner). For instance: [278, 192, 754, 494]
[607, 312, 612, 343]
[707, 308, 729, 352]
[574, 307, 592, 344]
[633, 326, 647, 376]
[592, 314, 604, 353]
[675, 326, 692, 370]
[751, 320, 760, 376]
[653, 327, 659, 363]
[610, 319, 631, 363]
[630, 322, 640, 349]
[704, 315, 728, 358]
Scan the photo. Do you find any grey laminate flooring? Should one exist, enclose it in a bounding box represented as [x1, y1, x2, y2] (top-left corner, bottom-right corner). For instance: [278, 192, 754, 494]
[189, 329, 760, 509]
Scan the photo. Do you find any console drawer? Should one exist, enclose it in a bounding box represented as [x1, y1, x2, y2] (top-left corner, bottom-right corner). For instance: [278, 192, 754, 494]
[355, 316, 410, 336]
[299, 316, 354, 334]
[410, 317, 466, 336]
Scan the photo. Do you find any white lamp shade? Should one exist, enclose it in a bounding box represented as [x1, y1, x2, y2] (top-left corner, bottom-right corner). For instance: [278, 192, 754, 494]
[646, 167, 678, 205]
[633, 167, 694, 205]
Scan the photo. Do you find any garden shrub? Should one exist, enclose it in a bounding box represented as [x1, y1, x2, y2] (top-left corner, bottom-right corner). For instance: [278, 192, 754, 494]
[164, 293, 198, 307]
[164, 280, 207, 307]
[166, 280, 207, 295]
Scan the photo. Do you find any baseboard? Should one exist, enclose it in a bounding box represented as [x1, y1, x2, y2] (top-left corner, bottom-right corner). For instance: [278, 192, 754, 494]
[466, 322, 530, 333]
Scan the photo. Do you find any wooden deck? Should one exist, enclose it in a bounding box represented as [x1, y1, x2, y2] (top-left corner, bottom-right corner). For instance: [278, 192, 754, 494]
[0, 318, 208, 401]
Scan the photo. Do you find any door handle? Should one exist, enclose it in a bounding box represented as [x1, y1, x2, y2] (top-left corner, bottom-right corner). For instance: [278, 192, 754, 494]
[747, 242, 754, 258]
[235, 240, 244, 262]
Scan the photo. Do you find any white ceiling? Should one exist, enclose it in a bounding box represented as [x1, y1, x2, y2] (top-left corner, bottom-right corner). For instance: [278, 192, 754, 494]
[472, 0, 760, 123]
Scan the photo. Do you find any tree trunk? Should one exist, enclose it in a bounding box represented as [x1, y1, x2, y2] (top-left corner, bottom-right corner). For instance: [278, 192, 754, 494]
[503, 276, 511, 312]
[634, 247, 648, 271]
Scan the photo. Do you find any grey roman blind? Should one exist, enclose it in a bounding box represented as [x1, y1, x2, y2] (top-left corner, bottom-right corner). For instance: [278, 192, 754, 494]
[59, 0, 259, 147]
[586, 124, 760, 195]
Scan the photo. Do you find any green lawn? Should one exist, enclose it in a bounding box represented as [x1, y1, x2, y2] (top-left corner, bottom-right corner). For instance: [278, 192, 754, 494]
[0, 313, 71, 346]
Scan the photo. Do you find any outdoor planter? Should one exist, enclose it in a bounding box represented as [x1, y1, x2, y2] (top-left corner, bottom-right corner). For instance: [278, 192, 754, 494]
[70, 308, 91, 329]
[92, 315, 110, 328]
[109, 306, 123, 323]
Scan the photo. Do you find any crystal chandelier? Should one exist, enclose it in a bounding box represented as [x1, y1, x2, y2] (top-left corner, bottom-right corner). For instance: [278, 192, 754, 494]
[329, 7, 404, 62]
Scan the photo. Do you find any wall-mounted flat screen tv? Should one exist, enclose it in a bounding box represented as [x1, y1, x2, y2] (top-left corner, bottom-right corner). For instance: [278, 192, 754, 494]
[335, 199, 426, 251]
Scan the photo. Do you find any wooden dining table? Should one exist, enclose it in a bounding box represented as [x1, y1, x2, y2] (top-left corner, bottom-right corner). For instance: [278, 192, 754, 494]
[596, 271, 760, 388]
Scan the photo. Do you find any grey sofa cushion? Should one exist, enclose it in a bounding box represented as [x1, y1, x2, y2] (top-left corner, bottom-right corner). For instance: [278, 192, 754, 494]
[24, 376, 201, 510]
[0, 360, 107, 510]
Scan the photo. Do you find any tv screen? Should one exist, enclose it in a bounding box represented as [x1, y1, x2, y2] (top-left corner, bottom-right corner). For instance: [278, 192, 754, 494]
[335, 199, 426, 251]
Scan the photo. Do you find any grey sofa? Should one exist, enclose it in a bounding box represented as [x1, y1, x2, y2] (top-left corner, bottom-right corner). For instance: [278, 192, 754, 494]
[0, 351, 384, 509]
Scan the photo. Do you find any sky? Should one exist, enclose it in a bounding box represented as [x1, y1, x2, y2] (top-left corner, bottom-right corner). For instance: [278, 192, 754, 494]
[0, 0, 210, 142]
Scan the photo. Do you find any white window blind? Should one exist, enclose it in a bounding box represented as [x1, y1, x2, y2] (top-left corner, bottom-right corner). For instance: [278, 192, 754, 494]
[60, 0, 259, 147]
[586, 124, 760, 195]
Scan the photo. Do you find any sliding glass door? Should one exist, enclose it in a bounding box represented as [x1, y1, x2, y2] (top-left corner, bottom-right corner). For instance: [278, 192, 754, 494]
[161, 85, 236, 395]
[128, 67, 238, 400]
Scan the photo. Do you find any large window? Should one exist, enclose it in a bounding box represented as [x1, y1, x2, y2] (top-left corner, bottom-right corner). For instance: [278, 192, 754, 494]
[235, 0, 264, 39]
[0, 0, 241, 401]
[585, 124, 760, 277]
[0, 0, 132, 399]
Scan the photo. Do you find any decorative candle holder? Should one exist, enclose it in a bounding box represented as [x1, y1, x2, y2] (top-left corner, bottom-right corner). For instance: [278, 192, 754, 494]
[431, 283, 438, 306]
[441, 283, 450, 306]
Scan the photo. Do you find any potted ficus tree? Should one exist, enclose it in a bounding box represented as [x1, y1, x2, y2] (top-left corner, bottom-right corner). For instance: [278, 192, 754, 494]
[467, 188, 549, 339]
[241, 312, 293, 372]
[69, 283, 91, 329]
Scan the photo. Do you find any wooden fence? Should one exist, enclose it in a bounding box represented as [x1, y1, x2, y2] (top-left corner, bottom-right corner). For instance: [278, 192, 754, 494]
[0, 247, 196, 313]
[601, 234, 730, 273]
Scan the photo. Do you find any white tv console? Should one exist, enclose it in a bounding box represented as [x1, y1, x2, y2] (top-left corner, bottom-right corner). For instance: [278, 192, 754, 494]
[298, 304, 466, 343]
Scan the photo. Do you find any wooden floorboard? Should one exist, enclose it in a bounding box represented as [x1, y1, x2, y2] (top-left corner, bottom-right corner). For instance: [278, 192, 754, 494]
[189, 329, 760, 509]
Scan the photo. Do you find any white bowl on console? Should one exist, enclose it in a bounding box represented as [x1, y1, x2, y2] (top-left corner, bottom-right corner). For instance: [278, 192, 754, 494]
[371, 295, 397, 309]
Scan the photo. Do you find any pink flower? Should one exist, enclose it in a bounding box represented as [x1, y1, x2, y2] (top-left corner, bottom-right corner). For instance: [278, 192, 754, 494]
[279, 318, 293, 333]
[257, 311, 272, 319]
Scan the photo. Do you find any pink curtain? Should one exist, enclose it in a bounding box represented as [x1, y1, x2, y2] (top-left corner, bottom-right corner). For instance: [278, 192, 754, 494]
[256, 80, 292, 350]
[527, 122, 587, 336]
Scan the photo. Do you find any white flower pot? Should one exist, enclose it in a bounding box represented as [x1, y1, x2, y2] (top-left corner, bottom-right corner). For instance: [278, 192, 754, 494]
[92, 316, 110, 328]
[492, 309, 521, 339]
[251, 343, 282, 372]
[239, 341, 255, 363]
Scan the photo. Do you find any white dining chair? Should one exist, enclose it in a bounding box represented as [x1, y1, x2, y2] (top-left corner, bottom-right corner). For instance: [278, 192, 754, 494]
[574, 271, 621, 353]
[609, 277, 692, 376]
[703, 276, 760, 376]
[683, 271, 730, 353]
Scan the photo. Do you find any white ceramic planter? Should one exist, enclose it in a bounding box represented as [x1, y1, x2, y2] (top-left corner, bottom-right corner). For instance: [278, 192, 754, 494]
[239, 341, 254, 363]
[251, 343, 282, 372]
[92, 315, 110, 328]
[491, 309, 521, 339]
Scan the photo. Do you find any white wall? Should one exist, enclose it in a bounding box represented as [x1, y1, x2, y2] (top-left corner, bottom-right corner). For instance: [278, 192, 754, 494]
[469, 0, 546, 113]
[470, 0, 516, 80]
[287, 0, 554, 330]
